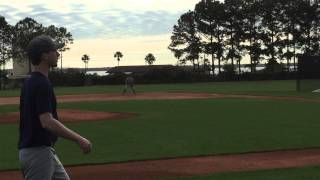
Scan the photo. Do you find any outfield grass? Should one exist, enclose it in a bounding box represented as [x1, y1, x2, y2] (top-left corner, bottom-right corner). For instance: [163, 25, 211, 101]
[1, 80, 320, 98]
[160, 166, 320, 180]
[1, 98, 320, 171]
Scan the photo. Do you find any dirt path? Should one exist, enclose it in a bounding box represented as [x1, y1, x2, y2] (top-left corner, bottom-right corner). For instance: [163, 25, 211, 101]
[2, 148, 320, 180]
[0, 109, 135, 124]
[0, 92, 319, 106]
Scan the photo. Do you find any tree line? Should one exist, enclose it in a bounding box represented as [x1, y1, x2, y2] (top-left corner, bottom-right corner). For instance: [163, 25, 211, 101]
[168, 0, 320, 75]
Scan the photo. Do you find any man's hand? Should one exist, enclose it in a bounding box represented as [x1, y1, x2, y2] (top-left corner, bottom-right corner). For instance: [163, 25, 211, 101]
[77, 137, 92, 154]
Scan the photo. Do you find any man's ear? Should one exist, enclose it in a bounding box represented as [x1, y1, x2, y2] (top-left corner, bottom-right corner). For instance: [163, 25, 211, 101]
[41, 53, 49, 61]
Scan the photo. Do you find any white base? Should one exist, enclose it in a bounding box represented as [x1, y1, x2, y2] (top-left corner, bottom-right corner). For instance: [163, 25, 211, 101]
[312, 89, 320, 93]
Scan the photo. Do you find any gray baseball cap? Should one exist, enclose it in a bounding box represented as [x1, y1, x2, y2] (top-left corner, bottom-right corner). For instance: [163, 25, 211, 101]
[27, 35, 64, 56]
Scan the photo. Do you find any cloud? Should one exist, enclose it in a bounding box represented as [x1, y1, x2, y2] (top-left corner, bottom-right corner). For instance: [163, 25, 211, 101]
[0, 1, 197, 39]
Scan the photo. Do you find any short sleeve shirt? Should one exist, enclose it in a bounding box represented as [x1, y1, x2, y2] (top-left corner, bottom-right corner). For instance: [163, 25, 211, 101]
[18, 72, 58, 149]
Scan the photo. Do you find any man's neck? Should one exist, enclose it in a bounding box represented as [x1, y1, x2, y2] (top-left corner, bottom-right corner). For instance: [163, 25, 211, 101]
[32, 64, 50, 77]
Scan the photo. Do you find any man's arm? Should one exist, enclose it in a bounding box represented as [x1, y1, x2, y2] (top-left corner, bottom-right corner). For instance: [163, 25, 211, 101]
[39, 113, 92, 154]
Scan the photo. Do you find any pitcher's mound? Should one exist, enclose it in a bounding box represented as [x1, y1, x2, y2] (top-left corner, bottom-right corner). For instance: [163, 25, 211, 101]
[0, 109, 135, 124]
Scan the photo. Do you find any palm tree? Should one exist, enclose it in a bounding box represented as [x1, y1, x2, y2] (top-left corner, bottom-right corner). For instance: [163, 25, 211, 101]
[114, 51, 123, 67]
[81, 54, 90, 72]
[145, 53, 156, 65]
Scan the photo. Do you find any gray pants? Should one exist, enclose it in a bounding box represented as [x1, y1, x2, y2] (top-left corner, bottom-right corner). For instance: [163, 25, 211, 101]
[19, 146, 70, 180]
[122, 84, 136, 94]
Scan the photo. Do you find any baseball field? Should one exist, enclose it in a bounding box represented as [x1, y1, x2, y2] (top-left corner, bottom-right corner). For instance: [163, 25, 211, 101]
[1, 80, 320, 180]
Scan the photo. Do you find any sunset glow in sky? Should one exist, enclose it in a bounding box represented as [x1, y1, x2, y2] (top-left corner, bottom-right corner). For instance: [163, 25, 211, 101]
[0, 0, 200, 68]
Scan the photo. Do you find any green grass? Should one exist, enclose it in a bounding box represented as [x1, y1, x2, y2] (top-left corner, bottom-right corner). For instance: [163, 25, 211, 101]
[298, 79, 320, 92]
[1, 80, 320, 98]
[160, 166, 320, 180]
[1, 98, 320, 171]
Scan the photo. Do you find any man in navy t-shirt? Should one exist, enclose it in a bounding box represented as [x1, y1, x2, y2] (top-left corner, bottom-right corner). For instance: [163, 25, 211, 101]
[19, 35, 92, 180]
[19, 71, 59, 148]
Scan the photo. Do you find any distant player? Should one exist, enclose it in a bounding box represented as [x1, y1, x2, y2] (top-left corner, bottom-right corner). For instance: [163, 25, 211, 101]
[122, 75, 136, 95]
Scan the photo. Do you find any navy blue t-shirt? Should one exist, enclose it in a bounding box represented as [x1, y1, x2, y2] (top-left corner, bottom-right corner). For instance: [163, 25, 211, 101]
[18, 72, 58, 149]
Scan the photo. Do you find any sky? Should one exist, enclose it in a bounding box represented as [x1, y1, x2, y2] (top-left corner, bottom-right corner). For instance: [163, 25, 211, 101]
[0, 0, 200, 68]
